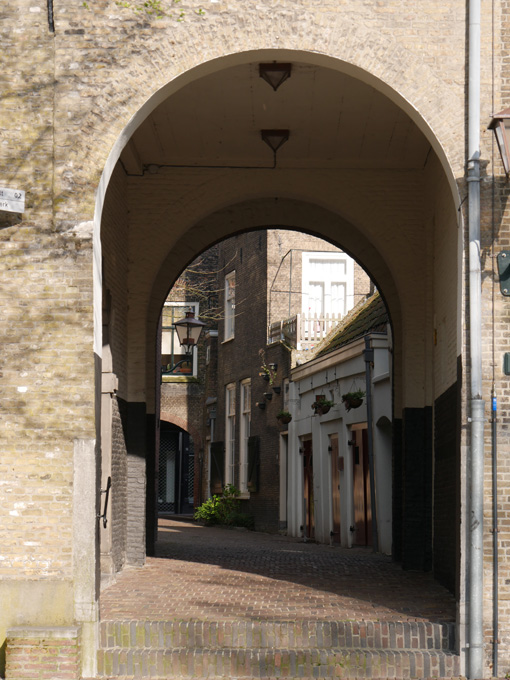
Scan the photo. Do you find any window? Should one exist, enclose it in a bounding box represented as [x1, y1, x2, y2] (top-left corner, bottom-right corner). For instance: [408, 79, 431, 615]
[224, 271, 236, 340]
[225, 383, 236, 485]
[302, 252, 354, 318]
[240, 380, 251, 494]
[161, 302, 200, 378]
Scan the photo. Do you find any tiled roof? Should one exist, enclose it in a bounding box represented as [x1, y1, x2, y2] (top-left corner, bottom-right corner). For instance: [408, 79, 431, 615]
[314, 292, 389, 358]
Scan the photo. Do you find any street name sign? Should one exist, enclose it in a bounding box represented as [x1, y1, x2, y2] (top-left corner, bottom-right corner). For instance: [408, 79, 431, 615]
[0, 187, 25, 213]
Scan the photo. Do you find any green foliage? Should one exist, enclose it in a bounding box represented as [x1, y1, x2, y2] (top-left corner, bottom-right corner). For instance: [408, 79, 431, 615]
[341, 389, 365, 401]
[115, 0, 205, 20]
[341, 390, 365, 412]
[258, 348, 277, 385]
[312, 399, 335, 408]
[193, 494, 221, 525]
[194, 484, 254, 529]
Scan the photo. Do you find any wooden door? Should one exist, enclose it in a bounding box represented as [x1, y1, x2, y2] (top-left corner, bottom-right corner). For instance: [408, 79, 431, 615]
[352, 427, 372, 546]
[302, 439, 315, 539]
[330, 435, 341, 544]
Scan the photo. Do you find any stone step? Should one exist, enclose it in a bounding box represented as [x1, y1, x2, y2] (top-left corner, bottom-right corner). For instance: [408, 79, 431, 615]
[99, 620, 456, 652]
[96, 647, 461, 679]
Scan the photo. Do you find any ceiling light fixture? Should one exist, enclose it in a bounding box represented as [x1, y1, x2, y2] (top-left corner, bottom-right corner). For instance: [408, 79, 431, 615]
[261, 129, 290, 153]
[259, 63, 292, 91]
[261, 129, 290, 168]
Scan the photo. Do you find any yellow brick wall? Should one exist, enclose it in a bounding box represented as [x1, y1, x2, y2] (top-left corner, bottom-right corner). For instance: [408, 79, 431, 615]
[1, 0, 505, 674]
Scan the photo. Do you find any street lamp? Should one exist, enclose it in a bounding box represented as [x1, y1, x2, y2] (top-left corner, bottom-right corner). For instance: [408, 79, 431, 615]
[489, 107, 510, 177]
[174, 308, 206, 355]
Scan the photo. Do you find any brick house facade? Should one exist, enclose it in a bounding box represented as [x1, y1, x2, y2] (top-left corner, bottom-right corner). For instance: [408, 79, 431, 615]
[203, 229, 370, 532]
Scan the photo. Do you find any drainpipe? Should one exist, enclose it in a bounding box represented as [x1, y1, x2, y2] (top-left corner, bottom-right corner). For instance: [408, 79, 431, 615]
[492, 387, 499, 677]
[47, 0, 55, 32]
[467, 0, 485, 677]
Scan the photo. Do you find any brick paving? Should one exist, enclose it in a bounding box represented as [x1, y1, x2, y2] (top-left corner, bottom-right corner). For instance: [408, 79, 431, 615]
[100, 518, 456, 624]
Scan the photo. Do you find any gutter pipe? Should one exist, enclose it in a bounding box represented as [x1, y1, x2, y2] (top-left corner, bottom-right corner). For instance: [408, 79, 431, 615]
[47, 0, 55, 32]
[467, 0, 485, 677]
[492, 387, 499, 676]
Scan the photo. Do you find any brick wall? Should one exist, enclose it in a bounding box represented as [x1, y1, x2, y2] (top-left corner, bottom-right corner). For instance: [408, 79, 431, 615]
[267, 230, 371, 328]
[110, 395, 128, 573]
[1, 0, 502, 673]
[101, 162, 130, 575]
[6, 627, 81, 680]
[101, 163, 129, 398]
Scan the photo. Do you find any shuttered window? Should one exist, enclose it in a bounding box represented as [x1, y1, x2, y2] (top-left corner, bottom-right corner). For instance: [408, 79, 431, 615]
[210, 441, 224, 495]
[247, 436, 260, 493]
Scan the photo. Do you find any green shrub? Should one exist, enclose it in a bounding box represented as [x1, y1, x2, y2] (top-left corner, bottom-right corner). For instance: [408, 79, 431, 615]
[194, 484, 254, 529]
[193, 494, 221, 525]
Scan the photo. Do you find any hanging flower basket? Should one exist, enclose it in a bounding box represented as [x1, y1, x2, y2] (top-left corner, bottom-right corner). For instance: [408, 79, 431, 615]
[277, 410, 292, 425]
[312, 396, 335, 416]
[341, 390, 365, 412]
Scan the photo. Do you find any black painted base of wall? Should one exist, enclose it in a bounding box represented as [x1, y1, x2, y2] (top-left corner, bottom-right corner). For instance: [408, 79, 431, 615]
[393, 359, 460, 594]
[401, 407, 433, 572]
[433, 358, 461, 595]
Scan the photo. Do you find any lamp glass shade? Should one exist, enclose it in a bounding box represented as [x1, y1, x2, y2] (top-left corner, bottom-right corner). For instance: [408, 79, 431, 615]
[259, 63, 292, 91]
[174, 311, 206, 353]
[261, 129, 290, 153]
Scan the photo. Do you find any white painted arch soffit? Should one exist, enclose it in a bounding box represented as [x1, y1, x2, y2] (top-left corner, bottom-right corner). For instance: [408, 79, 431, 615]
[95, 49, 460, 221]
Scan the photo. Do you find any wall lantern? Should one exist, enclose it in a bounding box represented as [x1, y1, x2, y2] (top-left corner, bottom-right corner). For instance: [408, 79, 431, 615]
[174, 309, 206, 354]
[259, 63, 292, 91]
[489, 107, 510, 177]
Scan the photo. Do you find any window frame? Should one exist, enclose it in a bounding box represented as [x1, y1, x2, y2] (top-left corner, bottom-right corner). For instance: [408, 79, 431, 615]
[239, 379, 251, 495]
[225, 383, 236, 486]
[301, 252, 355, 319]
[224, 271, 236, 341]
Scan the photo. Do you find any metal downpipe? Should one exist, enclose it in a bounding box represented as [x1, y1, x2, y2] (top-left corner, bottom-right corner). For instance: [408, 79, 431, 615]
[467, 0, 485, 676]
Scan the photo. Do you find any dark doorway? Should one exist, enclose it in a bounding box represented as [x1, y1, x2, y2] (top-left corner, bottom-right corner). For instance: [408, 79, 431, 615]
[330, 434, 341, 544]
[158, 423, 195, 515]
[352, 425, 372, 546]
[302, 438, 314, 540]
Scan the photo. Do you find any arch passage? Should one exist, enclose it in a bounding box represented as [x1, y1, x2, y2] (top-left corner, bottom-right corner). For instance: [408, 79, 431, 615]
[99, 52, 460, 574]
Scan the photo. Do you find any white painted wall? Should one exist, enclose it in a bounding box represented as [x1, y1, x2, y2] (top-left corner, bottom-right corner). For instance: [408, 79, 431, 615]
[288, 331, 392, 554]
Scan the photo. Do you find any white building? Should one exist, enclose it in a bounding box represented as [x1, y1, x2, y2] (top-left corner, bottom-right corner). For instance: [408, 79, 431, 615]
[284, 294, 393, 554]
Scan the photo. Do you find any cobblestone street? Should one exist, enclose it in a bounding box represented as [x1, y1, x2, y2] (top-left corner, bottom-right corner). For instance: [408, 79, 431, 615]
[100, 518, 456, 624]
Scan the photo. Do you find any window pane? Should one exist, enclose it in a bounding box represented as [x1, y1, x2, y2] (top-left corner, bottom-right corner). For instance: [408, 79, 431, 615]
[225, 272, 235, 339]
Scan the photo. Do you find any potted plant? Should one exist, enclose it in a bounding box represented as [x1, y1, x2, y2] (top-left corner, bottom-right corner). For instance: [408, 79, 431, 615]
[312, 395, 335, 415]
[264, 392, 273, 401]
[259, 349, 277, 385]
[341, 389, 365, 411]
[277, 410, 292, 425]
